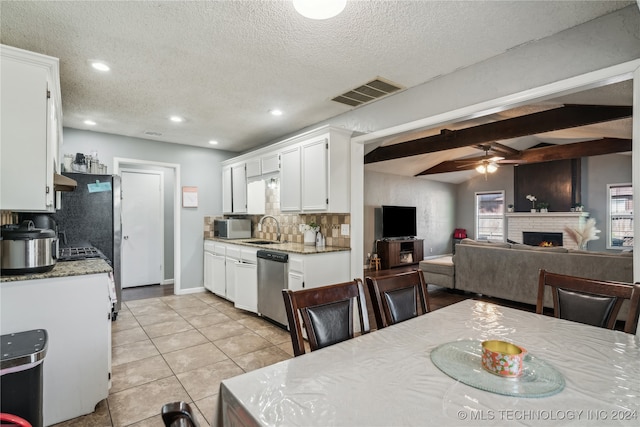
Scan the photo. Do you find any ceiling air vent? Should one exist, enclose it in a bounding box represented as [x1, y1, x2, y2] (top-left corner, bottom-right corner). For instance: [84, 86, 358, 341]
[332, 77, 404, 107]
[144, 131, 163, 137]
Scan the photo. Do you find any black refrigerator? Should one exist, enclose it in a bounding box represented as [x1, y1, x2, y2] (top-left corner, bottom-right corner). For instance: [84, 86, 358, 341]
[52, 173, 122, 316]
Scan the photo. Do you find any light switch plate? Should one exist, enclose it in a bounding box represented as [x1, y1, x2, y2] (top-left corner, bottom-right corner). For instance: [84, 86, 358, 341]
[341, 224, 350, 236]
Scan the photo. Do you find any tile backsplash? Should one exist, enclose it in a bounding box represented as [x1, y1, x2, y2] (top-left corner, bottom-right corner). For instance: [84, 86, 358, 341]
[204, 186, 351, 247]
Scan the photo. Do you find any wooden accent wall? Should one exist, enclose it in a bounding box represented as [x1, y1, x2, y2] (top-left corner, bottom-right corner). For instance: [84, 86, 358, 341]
[514, 159, 581, 212]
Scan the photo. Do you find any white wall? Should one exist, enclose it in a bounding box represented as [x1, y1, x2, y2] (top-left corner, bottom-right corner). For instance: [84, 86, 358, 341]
[364, 171, 456, 260]
[61, 128, 235, 290]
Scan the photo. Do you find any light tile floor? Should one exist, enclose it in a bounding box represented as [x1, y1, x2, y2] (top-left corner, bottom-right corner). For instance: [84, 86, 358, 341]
[52, 283, 515, 427]
[53, 291, 296, 427]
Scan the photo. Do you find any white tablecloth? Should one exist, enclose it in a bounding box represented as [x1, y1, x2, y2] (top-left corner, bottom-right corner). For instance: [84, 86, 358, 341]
[217, 300, 640, 426]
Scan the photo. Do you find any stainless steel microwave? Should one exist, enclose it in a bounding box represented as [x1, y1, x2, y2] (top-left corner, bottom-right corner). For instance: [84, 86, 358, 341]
[214, 219, 251, 239]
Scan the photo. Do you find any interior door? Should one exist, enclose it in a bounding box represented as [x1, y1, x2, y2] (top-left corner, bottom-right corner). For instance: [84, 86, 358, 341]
[121, 170, 163, 288]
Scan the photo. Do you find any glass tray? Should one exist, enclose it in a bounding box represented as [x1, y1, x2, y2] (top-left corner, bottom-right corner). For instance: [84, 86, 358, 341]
[430, 340, 565, 398]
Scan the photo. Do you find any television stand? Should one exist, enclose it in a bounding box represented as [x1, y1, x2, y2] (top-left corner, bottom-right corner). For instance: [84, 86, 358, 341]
[377, 239, 424, 269]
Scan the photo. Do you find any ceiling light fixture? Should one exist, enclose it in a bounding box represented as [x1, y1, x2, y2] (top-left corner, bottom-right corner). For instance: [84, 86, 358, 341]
[293, 0, 346, 20]
[476, 161, 498, 180]
[270, 109, 283, 116]
[84, 120, 96, 126]
[209, 140, 219, 145]
[170, 116, 184, 123]
[91, 61, 110, 72]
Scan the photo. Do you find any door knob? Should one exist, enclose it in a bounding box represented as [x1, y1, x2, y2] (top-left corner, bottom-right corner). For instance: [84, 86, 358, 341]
[124, 236, 129, 240]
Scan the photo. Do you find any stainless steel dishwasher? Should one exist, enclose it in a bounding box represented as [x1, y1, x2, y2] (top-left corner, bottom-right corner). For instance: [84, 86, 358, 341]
[257, 250, 289, 327]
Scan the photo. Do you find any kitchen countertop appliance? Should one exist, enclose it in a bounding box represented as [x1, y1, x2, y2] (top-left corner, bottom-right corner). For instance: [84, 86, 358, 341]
[0, 221, 57, 275]
[51, 173, 122, 319]
[257, 250, 289, 327]
[214, 218, 251, 239]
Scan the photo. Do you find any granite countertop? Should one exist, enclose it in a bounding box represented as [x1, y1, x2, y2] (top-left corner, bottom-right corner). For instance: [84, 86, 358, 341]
[205, 237, 351, 254]
[0, 259, 113, 283]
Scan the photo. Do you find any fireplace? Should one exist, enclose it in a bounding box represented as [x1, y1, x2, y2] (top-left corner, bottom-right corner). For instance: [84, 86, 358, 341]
[523, 232, 563, 247]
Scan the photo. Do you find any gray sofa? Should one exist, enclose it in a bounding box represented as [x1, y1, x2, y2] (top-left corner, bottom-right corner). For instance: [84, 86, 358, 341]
[452, 238, 634, 313]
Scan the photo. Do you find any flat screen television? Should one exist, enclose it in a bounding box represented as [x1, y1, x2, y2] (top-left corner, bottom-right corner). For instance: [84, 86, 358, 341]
[382, 205, 417, 239]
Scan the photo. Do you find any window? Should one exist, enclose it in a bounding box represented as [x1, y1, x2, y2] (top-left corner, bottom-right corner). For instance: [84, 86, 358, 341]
[475, 191, 505, 241]
[607, 183, 633, 249]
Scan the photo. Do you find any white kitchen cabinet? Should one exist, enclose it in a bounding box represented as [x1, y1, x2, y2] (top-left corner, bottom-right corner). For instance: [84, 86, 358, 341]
[247, 179, 266, 215]
[246, 158, 261, 178]
[278, 127, 351, 213]
[203, 244, 215, 292]
[225, 246, 241, 302]
[0, 273, 111, 425]
[280, 145, 301, 211]
[261, 152, 280, 175]
[211, 244, 227, 297]
[287, 251, 350, 290]
[234, 247, 258, 313]
[301, 136, 329, 211]
[231, 164, 247, 213]
[223, 164, 248, 214]
[1, 45, 61, 212]
[222, 167, 233, 214]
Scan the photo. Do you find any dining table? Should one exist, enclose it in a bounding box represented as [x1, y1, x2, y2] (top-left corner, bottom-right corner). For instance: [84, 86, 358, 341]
[215, 299, 640, 426]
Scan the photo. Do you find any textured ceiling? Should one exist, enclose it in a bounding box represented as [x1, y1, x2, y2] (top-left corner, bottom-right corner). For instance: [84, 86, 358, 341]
[0, 0, 633, 155]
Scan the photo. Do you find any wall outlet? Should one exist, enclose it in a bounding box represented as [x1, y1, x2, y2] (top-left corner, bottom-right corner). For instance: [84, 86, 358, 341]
[341, 224, 350, 236]
[430, 247, 433, 253]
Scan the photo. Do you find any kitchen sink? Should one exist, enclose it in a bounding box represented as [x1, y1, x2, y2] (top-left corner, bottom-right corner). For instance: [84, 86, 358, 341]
[248, 240, 279, 245]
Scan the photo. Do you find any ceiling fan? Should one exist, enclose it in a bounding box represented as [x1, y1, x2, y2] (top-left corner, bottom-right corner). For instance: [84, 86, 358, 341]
[454, 143, 521, 178]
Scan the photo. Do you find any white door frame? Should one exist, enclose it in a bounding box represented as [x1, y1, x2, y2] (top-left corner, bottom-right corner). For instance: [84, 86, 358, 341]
[120, 167, 165, 287]
[114, 158, 182, 295]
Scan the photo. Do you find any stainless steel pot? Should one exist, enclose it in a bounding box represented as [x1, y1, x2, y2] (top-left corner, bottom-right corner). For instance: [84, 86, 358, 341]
[1, 221, 57, 275]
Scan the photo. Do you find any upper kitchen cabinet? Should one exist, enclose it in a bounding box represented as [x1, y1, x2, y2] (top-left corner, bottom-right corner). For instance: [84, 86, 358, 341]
[279, 145, 301, 211]
[222, 164, 247, 214]
[261, 152, 280, 175]
[1, 45, 62, 212]
[280, 127, 352, 213]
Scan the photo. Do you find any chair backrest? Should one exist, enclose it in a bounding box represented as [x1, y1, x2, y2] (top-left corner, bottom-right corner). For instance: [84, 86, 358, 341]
[537, 269, 640, 333]
[365, 269, 431, 329]
[282, 279, 370, 356]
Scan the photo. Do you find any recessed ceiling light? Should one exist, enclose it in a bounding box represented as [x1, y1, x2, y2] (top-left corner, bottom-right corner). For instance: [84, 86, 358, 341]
[270, 109, 283, 116]
[170, 116, 184, 123]
[293, 0, 346, 20]
[209, 140, 219, 145]
[84, 120, 96, 126]
[91, 61, 110, 72]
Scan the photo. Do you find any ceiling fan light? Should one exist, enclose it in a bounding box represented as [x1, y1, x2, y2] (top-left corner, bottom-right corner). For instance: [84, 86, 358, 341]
[475, 164, 487, 174]
[293, 0, 346, 20]
[487, 162, 498, 173]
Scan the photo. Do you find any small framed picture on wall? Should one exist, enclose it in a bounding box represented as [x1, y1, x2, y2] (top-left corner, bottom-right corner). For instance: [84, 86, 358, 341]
[182, 186, 198, 208]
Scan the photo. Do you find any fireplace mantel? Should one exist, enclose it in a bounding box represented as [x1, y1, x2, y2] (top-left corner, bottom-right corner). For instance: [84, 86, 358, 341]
[506, 212, 589, 218]
[506, 212, 590, 250]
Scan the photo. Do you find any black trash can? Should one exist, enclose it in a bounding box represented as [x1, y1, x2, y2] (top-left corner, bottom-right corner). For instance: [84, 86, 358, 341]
[1, 329, 48, 427]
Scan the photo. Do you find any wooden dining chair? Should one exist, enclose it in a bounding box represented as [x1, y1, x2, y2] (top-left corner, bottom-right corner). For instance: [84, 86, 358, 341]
[536, 269, 640, 333]
[365, 269, 431, 329]
[282, 279, 370, 356]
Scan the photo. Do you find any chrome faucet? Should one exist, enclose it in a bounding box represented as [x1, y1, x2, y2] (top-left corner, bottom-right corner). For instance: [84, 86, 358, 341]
[259, 215, 281, 242]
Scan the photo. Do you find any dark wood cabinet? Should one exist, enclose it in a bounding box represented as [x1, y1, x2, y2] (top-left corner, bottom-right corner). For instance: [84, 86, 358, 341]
[377, 239, 424, 269]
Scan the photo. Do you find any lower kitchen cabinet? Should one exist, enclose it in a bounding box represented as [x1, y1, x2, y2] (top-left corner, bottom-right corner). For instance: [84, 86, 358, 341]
[234, 260, 257, 312]
[204, 241, 259, 311]
[0, 273, 111, 425]
[203, 249, 215, 292]
[287, 252, 350, 290]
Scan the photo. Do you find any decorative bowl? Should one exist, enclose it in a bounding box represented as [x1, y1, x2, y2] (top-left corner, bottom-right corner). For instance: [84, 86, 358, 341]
[481, 340, 526, 378]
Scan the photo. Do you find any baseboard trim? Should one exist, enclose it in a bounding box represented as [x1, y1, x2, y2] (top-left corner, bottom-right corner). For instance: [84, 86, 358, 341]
[162, 279, 175, 286]
[175, 286, 205, 295]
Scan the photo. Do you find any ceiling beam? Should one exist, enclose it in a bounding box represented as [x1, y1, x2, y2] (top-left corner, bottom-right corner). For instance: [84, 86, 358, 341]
[416, 138, 632, 176]
[364, 105, 632, 164]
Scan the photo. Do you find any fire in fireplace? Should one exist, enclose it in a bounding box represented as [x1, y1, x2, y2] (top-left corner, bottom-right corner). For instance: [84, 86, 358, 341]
[523, 232, 563, 247]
